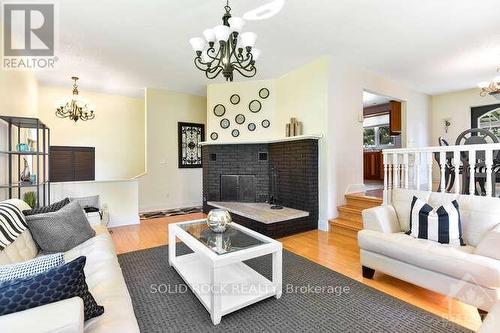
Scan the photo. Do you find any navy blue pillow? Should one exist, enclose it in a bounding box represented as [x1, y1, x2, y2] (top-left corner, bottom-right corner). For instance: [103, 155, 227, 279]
[0, 256, 104, 320]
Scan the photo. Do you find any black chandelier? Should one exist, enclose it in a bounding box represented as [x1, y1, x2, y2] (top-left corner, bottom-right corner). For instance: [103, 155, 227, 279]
[55, 76, 95, 122]
[189, 0, 260, 81]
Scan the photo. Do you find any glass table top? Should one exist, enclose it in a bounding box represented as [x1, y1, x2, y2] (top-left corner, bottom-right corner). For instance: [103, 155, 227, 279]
[180, 220, 268, 255]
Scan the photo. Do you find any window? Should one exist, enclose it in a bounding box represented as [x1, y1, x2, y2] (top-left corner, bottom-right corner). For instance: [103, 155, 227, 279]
[478, 108, 500, 138]
[363, 128, 375, 146]
[363, 125, 395, 148]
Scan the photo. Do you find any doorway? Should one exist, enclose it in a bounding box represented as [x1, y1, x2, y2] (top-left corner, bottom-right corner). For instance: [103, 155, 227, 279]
[362, 91, 403, 190]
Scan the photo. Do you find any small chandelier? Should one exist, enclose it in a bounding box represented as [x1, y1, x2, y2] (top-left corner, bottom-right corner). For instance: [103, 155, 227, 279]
[189, 0, 260, 81]
[55, 76, 95, 122]
[478, 68, 500, 100]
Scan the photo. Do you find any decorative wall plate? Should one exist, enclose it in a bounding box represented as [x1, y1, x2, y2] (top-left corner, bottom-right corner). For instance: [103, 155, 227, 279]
[230, 94, 240, 105]
[231, 129, 240, 137]
[248, 123, 256, 131]
[262, 119, 270, 128]
[213, 104, 226, 117]
[259, 88, 270, 99]
[220, 118, 230, 129]
[210, 132, 218, 140]
[235, 114, 246, 124]
[249, 100, 262, 113]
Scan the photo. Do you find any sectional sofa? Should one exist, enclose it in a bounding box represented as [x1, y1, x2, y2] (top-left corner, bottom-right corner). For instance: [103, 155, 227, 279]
[0, 199, 139, 333]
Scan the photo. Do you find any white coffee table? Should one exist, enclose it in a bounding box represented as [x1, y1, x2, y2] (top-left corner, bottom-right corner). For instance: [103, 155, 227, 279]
[168, 219, 282, 325]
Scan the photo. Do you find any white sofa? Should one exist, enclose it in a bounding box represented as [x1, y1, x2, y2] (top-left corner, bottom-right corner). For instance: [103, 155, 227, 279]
[359, 189, 500, 313]
[0, 199, 139, 333]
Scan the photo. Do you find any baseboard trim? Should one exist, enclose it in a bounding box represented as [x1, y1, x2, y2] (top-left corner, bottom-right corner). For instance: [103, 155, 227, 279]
[139, 202, 202, 214]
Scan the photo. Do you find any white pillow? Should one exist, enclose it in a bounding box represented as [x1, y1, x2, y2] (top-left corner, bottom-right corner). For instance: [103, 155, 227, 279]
[475, 225, 500, 260]
[407, 196, 464, 246]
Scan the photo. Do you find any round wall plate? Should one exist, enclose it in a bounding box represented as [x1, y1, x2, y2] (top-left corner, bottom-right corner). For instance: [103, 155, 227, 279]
[231, 129, 240, 137]
[248, 123, 256, 131]
[249, 100, 262, 113]
[259, 88, 270, 99]
[262, 119, 270, 128]
[213, 104, 226, 117]
[230, 94, 240, 105]
[220, 118, 230, 129]
[210, 132, 218, 140]
[235, 114, 246, 124]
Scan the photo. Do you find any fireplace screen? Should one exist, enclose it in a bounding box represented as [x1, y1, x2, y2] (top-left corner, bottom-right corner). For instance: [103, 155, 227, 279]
[221, 175, 256, 202]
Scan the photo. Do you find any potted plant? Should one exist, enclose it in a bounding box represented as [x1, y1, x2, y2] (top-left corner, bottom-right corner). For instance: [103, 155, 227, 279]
[23, 191, 36, 208]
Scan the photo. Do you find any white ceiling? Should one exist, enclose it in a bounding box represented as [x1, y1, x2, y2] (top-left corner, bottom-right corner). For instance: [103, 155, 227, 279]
[363, 91, 391, 107]
[31, 0, 500, 98]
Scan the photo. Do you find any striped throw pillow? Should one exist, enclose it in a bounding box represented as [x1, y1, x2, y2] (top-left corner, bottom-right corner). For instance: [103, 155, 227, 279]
[0, 202, 28, 250]
[406, 196, 465, 246]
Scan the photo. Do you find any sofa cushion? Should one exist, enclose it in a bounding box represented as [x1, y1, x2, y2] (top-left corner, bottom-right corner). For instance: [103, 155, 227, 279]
[358, 229, 500, 288]
[391, 189, 431, 232]
[0, 252, 64, 282]
[22, 198, 70, 216]
[26, 201, 96, 253]
[475, 225, 500, 261]
[457, 195, 500, 247]
[0, 256, 104, 321]
[0, 230, 38, 265]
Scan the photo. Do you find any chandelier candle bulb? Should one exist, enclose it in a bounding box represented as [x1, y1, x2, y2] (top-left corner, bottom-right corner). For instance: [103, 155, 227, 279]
[228, 17, 245, 32]
[203, 29, 216, 42]
[241, 32, 257, 47]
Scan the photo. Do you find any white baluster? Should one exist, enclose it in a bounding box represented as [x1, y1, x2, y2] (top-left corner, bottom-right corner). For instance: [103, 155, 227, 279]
[469, 150, 476, 195]
[383, 152, 389, 205]
[415, 152, 421, 190]
[439, 151, 446, 193]
[404, 153, 409, 189]
[427, 152, 433, 192]
[485, 148, 493, 197]
[393, 153, 399, 189]
[453, 150, 460, 194]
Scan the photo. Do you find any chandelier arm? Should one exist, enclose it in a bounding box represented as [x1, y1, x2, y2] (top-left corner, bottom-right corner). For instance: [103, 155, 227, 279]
[231, 51, 254, 69]
[205, 67, 223, 79]
[194, 57, 210, 71]
[232, 65, 257, 78]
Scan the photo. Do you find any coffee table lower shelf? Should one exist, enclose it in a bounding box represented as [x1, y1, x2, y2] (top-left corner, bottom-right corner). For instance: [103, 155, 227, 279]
[172, 252, 277, 323]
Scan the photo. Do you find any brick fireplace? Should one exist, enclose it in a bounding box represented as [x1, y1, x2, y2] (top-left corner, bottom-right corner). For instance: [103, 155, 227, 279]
[201, 137, 319, 238]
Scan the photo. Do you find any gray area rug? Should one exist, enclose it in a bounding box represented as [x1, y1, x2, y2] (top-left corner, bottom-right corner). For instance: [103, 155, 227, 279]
[117, 245, 472, 333]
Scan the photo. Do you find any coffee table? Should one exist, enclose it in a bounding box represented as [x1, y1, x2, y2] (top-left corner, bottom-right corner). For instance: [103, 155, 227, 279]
[168, 219, 282, 325]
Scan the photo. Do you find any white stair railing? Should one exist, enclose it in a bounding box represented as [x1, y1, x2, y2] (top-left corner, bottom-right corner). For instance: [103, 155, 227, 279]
[382, 143, 500, 205]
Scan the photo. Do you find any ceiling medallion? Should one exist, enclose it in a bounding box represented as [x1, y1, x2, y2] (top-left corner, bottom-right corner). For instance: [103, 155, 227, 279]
[55, 77, 95, 122]
[189, 0, 260, 81]
[478, 67, 500, 100]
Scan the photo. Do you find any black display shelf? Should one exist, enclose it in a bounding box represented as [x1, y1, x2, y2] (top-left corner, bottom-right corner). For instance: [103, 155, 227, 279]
[0, 116, 50, 207]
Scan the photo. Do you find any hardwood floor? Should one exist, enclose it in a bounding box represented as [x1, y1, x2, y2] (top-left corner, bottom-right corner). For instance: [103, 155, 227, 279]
[110, 214, 481, 331]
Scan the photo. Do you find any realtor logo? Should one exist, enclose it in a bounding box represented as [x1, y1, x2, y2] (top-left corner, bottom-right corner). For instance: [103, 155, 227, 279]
[2, 2, 58, 70]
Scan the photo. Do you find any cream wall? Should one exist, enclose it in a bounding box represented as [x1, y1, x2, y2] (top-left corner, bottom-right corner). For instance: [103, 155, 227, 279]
[431, 88, 499, 146]
[326, 58, 431, 224]
[37, 85, 145, 180]
[139, 88, 206, 212]
[207, 80, 277, 141]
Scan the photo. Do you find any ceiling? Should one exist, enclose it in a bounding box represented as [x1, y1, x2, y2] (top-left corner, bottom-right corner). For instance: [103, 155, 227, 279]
[31, 0, 500, 98]
[363, 91, 390, 107]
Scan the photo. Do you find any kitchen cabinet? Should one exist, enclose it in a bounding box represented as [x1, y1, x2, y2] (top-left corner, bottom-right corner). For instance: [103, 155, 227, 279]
[363, 151, 384, 181]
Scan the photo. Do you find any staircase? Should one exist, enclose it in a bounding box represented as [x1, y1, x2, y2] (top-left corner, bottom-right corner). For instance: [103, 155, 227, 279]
[329, 192, 383, 238]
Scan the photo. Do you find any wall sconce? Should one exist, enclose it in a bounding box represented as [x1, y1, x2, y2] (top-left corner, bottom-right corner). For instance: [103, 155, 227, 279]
[444, 119, 451, 133]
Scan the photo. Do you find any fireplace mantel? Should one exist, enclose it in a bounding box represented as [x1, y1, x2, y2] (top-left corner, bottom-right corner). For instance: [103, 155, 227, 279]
[199, 134, 322, 146]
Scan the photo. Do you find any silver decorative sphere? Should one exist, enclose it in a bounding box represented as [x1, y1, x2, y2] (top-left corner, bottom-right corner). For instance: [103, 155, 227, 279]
[206, 209, 232, 233]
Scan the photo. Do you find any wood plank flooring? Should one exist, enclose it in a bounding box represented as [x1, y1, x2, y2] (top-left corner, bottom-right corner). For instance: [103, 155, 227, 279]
[110, 214, 481, 331]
